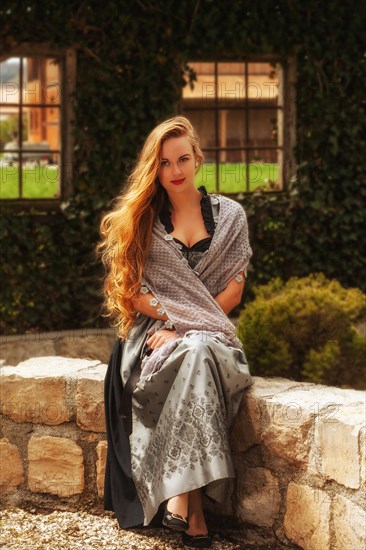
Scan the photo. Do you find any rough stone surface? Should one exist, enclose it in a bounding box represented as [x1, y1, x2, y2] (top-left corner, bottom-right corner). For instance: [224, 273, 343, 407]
[1, 356, 102, 425]
[284, 482, 331, 550]
[236, 466, 280, 527]
[28, 436, 84, 497]
[1, 363, 365, 550]
[230, 393, 261, 452]
[0, 329, 116, 366]
[0, 339, 56, 366]
[248, 376, 302, 399]
[96, 440, 108, 498]
[333, 495, 366, 550]
[262, 386, 365, 468]
[262, 398, 313, 467]
[76, 364, 106, 432]
[360, 426, 366, 488]
[230, 376, 302, 453]
[58, 333, 115, 364]
[0, 438, 24, 493]
[315, 403, 365, 489]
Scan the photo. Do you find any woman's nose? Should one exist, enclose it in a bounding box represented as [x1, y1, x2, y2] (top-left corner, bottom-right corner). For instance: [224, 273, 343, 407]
[172, 162, 183, 176]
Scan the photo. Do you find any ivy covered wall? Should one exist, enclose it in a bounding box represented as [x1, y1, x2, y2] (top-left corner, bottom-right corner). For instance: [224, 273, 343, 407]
[1, 0, 365, 335]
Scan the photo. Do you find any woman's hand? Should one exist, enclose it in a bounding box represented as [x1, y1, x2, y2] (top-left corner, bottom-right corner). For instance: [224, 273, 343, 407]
[146, 329, 179, 350]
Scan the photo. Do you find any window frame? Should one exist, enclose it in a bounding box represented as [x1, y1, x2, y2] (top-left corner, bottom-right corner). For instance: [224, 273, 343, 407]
[179, 54, 297, 196]
[0, 43, 76, 211]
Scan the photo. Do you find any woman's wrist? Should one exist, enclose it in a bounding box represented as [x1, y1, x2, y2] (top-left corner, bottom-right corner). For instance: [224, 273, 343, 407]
[162, 319, 175, 330]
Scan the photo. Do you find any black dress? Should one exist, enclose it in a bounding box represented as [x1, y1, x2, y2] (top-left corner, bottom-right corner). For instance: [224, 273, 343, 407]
[158, 185, 217, 267]
[103, 186, 223, 528]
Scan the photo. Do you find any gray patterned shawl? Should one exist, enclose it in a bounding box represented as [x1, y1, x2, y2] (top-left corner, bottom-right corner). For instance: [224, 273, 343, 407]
[139, 195, 253, 376]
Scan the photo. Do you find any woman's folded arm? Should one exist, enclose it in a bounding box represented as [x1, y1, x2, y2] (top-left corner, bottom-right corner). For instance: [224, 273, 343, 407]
[132, 289, 169, 321]
[133, 270, 245, 322]
[214, 271, 245, 314]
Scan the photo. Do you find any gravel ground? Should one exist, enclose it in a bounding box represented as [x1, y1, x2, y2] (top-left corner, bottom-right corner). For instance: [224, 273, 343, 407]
[0, 508, 294, 549]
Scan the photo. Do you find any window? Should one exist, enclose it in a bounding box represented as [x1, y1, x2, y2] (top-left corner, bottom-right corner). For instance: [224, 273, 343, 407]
[0, 45, 76, 207]
[182, 58, 296, 195]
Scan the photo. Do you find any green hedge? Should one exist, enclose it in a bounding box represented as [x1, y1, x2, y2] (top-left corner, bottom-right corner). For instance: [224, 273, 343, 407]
[237, 273, 366, 389]
[1, 0, 365, 335]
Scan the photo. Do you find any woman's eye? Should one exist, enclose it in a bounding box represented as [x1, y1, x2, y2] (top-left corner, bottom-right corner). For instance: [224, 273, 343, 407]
[160, 160, 169, 167]
[180, 157, 189, 162]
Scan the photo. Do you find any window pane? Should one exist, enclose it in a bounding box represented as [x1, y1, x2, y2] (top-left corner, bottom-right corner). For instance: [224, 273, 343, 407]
[22, 152, 61, 199]
[182, 60, 285, 194]
[219, 149, 246, 164]
[23, 57, 61, 105]
[248, 108, 279, 147]
[196, 160, 217, 193]
[0, 57, 20, 104]
[0, 53, 65, 202]
[217, 62, 245, 106]
[197, 155, 248, 195]
[219, 159, 246, 194]
[0, 158, 20, 199]
[247, 62, 279, 106]
[218, 109, 247, 159]
[0, 113, 27, 153]
[1, 108, 60, 153]
[23, 106, 61, 151]
[248, 148, 280, 191]
[182, 110, 216, 150]
[183, 62, 215, 105]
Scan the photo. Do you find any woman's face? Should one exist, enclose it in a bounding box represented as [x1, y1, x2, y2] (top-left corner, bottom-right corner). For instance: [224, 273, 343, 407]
[158, 135, 197, 193]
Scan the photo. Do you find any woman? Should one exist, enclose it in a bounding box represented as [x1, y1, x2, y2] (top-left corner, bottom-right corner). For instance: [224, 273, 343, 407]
[98, 116, 253, 548]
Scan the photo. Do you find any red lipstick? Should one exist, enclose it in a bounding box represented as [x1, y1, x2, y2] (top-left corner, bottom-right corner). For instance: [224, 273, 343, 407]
[171, 178, 185, 185]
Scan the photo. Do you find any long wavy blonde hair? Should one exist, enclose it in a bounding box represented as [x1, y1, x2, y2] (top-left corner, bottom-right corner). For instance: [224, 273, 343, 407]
[96, 116, 204, 339]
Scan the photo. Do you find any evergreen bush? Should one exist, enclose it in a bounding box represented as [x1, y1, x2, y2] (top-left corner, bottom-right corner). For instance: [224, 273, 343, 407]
[237, 273, 366, 389]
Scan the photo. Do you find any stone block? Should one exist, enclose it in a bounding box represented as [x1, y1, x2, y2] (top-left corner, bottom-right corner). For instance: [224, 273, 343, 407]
[333, 495, 366, 550]
[284, 482, 330, 550]
[249, 376, 302, 399]
[360, 426, 366, 489]
[230, 376, 302, 453]
[58, 333, 115, 364]
[0, 338, 56, 367]
[230, 394, 261, 452]
[96, 440, 108, 498]
[315, 403, 365, 488]
[28, 436, 84, 497]
[0, 438, 24, 493]
[76, 364, 106, 432]
[1, 356, 102, 425]
[0, 330, 115, 366]
[236, 466, 280, 527]
[262, 386, 365, 468]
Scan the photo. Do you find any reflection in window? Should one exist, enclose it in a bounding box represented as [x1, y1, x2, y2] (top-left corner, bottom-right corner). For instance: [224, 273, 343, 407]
[182, 61, 284, 193]
[0, 56, 61, 199]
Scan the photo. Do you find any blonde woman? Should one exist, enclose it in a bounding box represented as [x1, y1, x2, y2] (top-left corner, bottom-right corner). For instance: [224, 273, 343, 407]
[98, 116, 253, 548]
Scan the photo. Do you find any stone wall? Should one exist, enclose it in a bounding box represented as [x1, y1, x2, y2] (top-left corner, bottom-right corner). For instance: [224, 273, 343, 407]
[0, 328, 116, 367]
[0, 356, 365, 550]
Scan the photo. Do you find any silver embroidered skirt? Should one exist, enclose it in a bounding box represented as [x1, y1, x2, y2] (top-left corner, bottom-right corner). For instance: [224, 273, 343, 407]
[120, 314, 252, 526]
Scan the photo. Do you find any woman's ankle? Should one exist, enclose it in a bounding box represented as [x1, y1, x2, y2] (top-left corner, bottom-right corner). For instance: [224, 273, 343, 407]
[166, 494, 188, 518]
[186, 510, 208, 535]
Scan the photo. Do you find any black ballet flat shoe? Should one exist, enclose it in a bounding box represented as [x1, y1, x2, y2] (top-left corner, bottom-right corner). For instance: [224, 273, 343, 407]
[162, 503, 189, 532]
[182, 532, 212, 548]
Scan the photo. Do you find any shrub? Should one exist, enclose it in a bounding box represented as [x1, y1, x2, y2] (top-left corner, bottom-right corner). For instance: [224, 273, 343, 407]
[237, 273, 366, 389]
